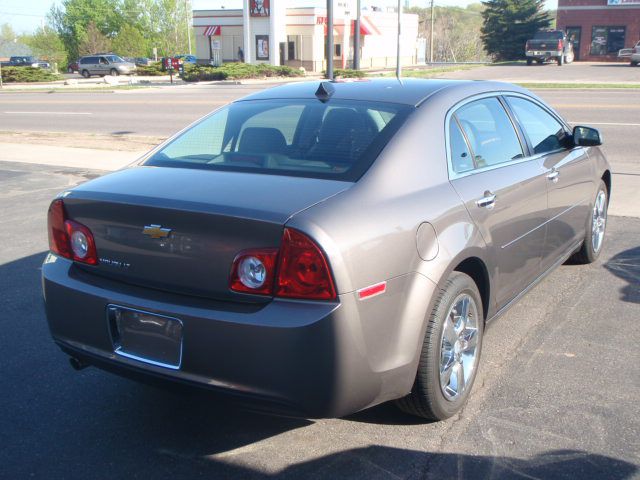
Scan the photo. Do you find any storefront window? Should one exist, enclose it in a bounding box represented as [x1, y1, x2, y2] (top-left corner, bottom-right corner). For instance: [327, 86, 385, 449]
[590, 26, 625, 55]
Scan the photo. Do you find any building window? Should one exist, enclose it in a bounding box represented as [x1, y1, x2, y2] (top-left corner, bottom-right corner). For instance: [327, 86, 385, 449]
[590, 26, 625, 56]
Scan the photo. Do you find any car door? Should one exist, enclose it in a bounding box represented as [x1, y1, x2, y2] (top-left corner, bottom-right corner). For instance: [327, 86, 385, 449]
[505, 95, 596, 273]
[97, 56, 109, 75]
[448, 96, 549, 308]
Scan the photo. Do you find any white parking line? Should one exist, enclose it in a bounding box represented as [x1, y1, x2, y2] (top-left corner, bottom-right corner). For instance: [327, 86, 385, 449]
[3, 111, 93, 115]
[568, 121, 640, 127]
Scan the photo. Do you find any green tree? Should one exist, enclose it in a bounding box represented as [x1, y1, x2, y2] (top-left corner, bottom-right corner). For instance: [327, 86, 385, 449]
[23, 27, 68, 70]
[481, 0, 551, 61]
[78, 21, 112, 55]
[112, 24, 148, 56]
[49, 0, 121, 60]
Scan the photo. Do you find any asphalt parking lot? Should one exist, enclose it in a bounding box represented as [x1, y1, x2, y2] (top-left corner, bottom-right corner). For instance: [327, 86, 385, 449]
[0, 68, 639, 479]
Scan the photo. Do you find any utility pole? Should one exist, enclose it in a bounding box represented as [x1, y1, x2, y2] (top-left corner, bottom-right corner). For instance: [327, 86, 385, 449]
[353, 0, 361, 69]
[326, 0, 334, 79]
[429, 0, 435, 63]
[185, 0, 192, 55]
[396, 0, 401, 78]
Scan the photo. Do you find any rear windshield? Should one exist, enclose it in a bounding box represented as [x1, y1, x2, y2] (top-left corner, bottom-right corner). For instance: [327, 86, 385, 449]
[145, 99, 412, 181]
[533, 31, 563, 40]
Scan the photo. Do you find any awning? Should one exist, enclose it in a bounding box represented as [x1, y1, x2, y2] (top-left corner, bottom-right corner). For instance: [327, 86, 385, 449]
[202, 25, 221, 36]
[317, 16, 379, 36]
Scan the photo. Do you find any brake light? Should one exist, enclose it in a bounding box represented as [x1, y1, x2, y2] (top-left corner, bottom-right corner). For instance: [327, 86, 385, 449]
[47, 199, 98, 265]
[275, 228, 336, 300]
[229, 228, 336, 300]
[558, 40, 563, 50]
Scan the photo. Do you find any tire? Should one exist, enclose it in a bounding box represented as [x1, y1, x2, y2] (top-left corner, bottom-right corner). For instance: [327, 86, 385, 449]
[557, 55, 565, 66]
[527, 59, 533, 66]
[631, 61, 639, 67]
[110, 68, 119, 76]
[81, 70, 90, 78]
[571, 180, 608, 264]
[395, 272, 484, 420]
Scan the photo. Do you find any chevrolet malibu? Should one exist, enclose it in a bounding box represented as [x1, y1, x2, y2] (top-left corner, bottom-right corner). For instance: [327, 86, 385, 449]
[43, 79, 610, 420]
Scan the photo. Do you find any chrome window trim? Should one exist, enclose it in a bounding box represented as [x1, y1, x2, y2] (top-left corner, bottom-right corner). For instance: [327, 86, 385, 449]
[445, 91, 573, 181]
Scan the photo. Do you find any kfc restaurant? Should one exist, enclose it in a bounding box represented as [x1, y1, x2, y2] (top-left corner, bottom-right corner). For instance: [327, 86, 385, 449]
[557, 0, 640, 61]
[193, 1, 419, 72]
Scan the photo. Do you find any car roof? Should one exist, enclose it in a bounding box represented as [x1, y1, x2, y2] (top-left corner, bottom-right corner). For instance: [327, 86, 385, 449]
[235, 78, 529, 107]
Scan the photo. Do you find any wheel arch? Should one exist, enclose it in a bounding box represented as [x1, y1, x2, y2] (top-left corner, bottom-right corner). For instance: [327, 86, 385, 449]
[453, 257, 491, 322]
[602, 169, 612, 197]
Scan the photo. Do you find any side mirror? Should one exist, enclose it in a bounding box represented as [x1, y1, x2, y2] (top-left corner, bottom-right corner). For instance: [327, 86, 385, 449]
[573, 126, 602, 147]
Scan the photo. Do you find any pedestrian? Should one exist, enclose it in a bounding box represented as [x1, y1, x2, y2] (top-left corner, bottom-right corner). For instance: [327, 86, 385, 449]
[238, 47, 244, 62]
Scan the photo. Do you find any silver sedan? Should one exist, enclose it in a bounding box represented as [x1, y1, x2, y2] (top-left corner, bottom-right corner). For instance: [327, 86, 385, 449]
[42, 79, 610, 420]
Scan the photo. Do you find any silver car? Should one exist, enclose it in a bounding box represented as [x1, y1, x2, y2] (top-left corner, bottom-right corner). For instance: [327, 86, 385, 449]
[42, 79, 610, 420]
[78, 54, 136, 78]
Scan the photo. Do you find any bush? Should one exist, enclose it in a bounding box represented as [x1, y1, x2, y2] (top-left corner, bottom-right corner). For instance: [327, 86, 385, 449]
[0, 66, 63, 83]
[135, 63, 165, 76]
[181, 62, 304, 82]
[332, 69, 366, 79]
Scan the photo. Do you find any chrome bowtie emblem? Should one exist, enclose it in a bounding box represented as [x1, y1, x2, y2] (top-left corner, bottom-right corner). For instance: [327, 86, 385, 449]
[142, 224, 172, 239]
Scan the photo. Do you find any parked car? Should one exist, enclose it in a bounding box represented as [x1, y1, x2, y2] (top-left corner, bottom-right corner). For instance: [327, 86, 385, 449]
[175, 54, 197, 64]
[42, 79, 610, 421]
[1, 56, 50, 68]
[631, 41, 640, 66]
[525, 30, 574, 66]
[133, 57, 154, 66]
[78, 54, 136, 77]
[66, 60, 79, 73]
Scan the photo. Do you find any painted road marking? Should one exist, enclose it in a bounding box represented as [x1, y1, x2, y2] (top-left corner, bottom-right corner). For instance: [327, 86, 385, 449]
[3, 111, 93, 115]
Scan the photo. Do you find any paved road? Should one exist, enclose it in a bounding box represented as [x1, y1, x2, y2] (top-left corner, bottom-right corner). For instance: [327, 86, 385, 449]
[0, 161, 638, 479]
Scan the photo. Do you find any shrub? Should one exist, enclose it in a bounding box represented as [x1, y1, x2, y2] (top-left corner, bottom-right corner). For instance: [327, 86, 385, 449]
[181, 63, 304, 82]
[332, 69, 366, 79]
[0, 67, 63, 83]
[135, 63, 165, 76]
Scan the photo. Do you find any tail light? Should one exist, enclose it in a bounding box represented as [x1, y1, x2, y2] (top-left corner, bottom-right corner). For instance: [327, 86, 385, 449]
[558, 40, 563, 50]
[229, 228, 336, 300]
[47, 199, 98, 265]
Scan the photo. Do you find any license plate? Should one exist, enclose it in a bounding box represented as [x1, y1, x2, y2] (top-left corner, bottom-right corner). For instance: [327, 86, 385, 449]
[107, 305, 183, 369]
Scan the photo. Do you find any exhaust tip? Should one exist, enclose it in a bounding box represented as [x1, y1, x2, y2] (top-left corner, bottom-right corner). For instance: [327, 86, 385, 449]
[69, 356, 90, 371]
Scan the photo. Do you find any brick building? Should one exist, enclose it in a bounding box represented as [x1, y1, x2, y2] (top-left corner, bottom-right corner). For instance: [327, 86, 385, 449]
[557, 0, 640, 61]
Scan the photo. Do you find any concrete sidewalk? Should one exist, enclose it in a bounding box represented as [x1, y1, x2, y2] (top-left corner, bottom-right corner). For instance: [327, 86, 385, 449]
[0, 142, 145, 171]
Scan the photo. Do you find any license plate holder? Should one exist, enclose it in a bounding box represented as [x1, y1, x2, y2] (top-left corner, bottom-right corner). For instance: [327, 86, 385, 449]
[107, 305, 183, 369]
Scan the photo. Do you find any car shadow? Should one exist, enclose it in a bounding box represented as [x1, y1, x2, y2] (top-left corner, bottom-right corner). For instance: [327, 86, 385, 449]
[604, 246, 640, 304]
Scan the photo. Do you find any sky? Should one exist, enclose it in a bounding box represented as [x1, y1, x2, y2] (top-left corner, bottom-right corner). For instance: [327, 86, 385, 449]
[1, 0, 559, 34]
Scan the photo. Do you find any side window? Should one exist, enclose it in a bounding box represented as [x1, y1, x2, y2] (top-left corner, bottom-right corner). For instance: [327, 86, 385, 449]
[449, 118, 474, 173]
[455, 97, 524, 169]
[507, 96, 569, 155]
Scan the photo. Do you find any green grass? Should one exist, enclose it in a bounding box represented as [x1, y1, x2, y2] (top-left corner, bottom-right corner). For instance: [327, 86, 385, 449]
[376, 64, 481, 78]
[517, 82, 640, 89]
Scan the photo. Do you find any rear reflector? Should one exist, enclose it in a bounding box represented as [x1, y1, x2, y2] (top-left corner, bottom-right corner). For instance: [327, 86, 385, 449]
[357, 282, 387, 300]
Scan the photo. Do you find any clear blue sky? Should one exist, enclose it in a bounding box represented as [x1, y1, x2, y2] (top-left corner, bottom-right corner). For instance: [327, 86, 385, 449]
[1, 0, 559, 34]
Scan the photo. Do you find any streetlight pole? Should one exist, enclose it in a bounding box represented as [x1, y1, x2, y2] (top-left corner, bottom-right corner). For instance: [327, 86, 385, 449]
[396, 0, 401, 78]
[429, 0, 435, 63]
[354, 0, 361, 70]
[326, 0, 334, 79]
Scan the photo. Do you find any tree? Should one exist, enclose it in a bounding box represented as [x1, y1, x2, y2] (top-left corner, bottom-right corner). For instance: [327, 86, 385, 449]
[112, 24, 148, 56]
[481, 0, 551, 61]
[23, 27, 68, 69]
[78, 21, 112, 56]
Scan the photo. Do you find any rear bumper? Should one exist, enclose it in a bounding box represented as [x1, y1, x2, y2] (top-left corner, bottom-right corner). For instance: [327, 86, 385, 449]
[42, 254, 431, 417]
[526, 51, 562, 58]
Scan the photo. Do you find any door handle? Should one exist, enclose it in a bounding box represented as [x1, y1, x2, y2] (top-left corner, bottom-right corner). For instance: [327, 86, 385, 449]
[547, 169, 560, 183]
[476, 191, 497, 209]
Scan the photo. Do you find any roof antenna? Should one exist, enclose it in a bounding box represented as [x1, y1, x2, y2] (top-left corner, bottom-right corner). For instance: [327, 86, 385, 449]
[396, 0, 402, 79]
[315, 81, 335, 102]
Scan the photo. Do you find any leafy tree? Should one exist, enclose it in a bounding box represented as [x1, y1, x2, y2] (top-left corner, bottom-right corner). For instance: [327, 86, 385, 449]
[49, 0, 121, 60]
[23, 27, 68, 69]
[1, 23, 18, 45]
[481, 0, 551, 61]
[112, 24, 148, 56]
[78, 21, 112, 56]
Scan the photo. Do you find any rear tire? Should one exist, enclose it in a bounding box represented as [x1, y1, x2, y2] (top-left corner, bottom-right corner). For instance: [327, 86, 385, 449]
[631, 61, 639, 67]
[571, 180, 608, 264]
[395, 272, 484, 420]
[527, 59, 533, 66]
[81, 70, 90, 78]
[558, 55, 565, 66]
